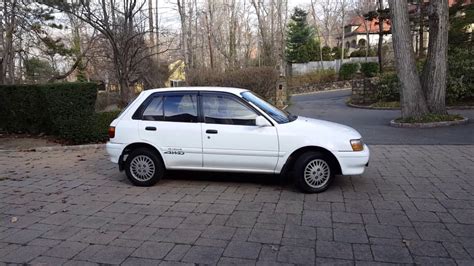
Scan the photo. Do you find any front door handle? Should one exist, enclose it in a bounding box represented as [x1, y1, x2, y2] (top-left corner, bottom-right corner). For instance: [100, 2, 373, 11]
[206, 129, 218, 134]
[145, 126, 157, 131]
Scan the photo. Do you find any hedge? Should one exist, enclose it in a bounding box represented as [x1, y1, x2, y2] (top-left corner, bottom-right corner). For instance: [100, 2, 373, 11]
[0, 82, 116, 144]
[187, 67, 280, 101]
[339, 63, 359, 80]
[360, 62, 379, 78]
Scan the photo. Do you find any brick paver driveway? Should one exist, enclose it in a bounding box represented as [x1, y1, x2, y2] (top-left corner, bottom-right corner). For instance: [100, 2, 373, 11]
[1, 146, 473, 265]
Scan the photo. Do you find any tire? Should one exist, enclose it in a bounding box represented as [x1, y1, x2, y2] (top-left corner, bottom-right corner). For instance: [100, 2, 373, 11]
[125, 148, 164, 186]
[294, 151, 335, 193]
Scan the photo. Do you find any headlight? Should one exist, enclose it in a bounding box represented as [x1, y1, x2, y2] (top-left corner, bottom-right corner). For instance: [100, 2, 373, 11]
[350, 139, 364, 151]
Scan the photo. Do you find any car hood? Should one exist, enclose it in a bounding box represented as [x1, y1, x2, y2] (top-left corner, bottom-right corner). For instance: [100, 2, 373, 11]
[292, 116, 362, 139]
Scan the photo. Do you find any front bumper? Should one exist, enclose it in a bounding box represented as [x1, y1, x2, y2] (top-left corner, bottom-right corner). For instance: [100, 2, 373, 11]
[106, 142, 126, 164]
[335, 144, 370, 175]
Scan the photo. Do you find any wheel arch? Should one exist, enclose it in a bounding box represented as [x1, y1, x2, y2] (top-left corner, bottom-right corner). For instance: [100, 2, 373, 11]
[120, 142, 165, 171]
[281, 146, 342, 176]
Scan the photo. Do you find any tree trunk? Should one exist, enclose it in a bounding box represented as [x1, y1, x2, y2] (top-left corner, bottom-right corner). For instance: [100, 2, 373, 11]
[421, 0, 448, 114]
[365, 20, 369, 61]
[119, 77, 130, 107]
[228, 0, 237, 70]
[340, 0, 345, 60]
[155, 0, 160, 61]
[418, 0, 425, 57]
[204, 3, 214, 69]
[148, 0, 158, 64]
[388, 0, 429, 118]
[377, 0, 383, 73]
[0, 0, 4, 84]
[177, 0, 188, 69]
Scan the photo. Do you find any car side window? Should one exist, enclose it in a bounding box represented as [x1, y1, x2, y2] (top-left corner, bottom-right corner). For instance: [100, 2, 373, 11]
[202, 94, 258, 125]
[163, 94, 198, 123]
[142, 96, 164, 121]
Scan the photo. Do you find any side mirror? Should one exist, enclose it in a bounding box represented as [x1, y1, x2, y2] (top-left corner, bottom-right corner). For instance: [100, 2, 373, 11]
[255, 116, 271, 127]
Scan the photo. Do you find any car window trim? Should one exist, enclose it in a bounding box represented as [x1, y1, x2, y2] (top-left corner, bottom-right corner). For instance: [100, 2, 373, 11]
[133, 91, 199, 122]
[199, 91, 274, 126]
[133, 90, 274, 126]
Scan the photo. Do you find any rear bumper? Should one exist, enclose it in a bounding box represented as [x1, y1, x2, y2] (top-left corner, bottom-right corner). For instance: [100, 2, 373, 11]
[106, 142, 126, 164]
[335, 144, 370, 175]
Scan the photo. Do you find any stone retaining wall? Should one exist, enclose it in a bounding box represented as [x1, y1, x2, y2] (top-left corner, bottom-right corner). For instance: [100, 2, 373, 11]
[289, 78, 379, 106]
[350, 77, 379, 105]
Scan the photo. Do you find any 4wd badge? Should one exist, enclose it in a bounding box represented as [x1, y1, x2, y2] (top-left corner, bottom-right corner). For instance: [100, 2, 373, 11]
[164, 148, 185, 155]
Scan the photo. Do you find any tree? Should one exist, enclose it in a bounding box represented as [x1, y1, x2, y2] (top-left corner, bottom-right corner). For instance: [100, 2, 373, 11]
[420, 0, 449, 114]
[24, 57, 56, 83]
[286, 7, 319, 63]
[448, 2, 473, 48]
[251, 0, 276, 66]
[365, 1, 390, 73]
[340, 0, 347, 60]
[46, 0, 172, 105]
[388, 0, 449, 118]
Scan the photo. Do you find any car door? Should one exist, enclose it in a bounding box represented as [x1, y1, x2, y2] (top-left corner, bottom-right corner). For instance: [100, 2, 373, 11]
[201, 92, 279, 172]
[138, 92, 202, 168]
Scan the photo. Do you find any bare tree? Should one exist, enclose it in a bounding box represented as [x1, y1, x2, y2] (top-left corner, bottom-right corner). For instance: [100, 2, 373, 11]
[340, 0, 346, 60]
[0, 0, 4, 84]
[310, 0, 324, 65]
[251, 0, 275, 66]
[1, 0, 17, 84]
[421, 0, 448, 114]
[388, 0, 429, 118]
[46, 0, 172, 104]
[377, 0, 384, 72]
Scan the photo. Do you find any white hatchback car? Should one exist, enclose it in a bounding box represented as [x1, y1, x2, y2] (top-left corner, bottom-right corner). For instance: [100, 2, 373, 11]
[106, 87, 369, 193]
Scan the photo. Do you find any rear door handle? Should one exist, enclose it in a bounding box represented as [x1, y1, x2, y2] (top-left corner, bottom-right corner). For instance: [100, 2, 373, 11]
[145, 126, 157, 131]
[206, 129, 218, 134]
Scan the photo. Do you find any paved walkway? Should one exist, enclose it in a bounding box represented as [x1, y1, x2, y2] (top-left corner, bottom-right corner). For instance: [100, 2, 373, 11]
[0, 146, 473, 265]
[287, 89, 474, 145]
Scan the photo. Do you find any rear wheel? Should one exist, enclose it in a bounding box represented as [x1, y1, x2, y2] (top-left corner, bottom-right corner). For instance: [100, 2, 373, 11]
[125, 148, 164, 186]
[294, 151, 335, 193]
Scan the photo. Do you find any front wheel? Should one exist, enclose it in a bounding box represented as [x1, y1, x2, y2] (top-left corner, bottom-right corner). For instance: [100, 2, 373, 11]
[125, 148, 164, 186]
[294, 152, 335, 193]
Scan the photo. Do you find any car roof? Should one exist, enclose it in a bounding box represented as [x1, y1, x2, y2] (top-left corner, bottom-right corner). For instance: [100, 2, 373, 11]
[141, 86, 249, 96]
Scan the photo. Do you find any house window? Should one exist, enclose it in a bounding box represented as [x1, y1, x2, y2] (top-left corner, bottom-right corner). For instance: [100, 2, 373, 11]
[358, 39, 367, 47]
[351, 40, 357, 48]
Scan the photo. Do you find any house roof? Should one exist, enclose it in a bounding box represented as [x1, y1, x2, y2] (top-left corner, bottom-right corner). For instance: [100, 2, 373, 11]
[346, 16, 391, 35]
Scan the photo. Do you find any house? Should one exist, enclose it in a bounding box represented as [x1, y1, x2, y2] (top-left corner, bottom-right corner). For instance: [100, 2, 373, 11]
[342, 0, 472, 55]
[342, 16, 392, 54]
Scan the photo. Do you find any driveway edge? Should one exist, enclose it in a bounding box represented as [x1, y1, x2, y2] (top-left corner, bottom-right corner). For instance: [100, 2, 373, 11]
[0, 143, 105, 153]
[347, 101, 474, 110]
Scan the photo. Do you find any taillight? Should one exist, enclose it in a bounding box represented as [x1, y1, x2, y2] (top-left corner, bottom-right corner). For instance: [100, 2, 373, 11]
[108, 126, 115, 138]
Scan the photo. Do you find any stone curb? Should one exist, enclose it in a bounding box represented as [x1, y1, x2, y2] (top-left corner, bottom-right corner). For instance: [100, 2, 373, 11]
[0, 143, 105, 153]
[346, 101, 398, 110]
[390, 117, 469, 128]
[347, 101, 474, 110]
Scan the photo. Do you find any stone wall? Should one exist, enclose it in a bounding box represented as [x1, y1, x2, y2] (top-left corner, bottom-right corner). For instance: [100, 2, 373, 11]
[350, 77, 379, 105]
[289, 80, 352, 95]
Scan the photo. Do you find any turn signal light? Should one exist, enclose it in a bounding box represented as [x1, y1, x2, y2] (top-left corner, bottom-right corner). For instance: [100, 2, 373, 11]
[108, 126, 116, 139]
[350, 139, 364, 151]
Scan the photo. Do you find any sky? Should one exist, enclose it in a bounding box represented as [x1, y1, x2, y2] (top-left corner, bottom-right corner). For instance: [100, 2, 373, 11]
[155, 0, 314, 30]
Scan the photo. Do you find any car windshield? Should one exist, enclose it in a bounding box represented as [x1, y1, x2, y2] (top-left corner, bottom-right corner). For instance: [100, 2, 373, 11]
[241, 91, 297, 124]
